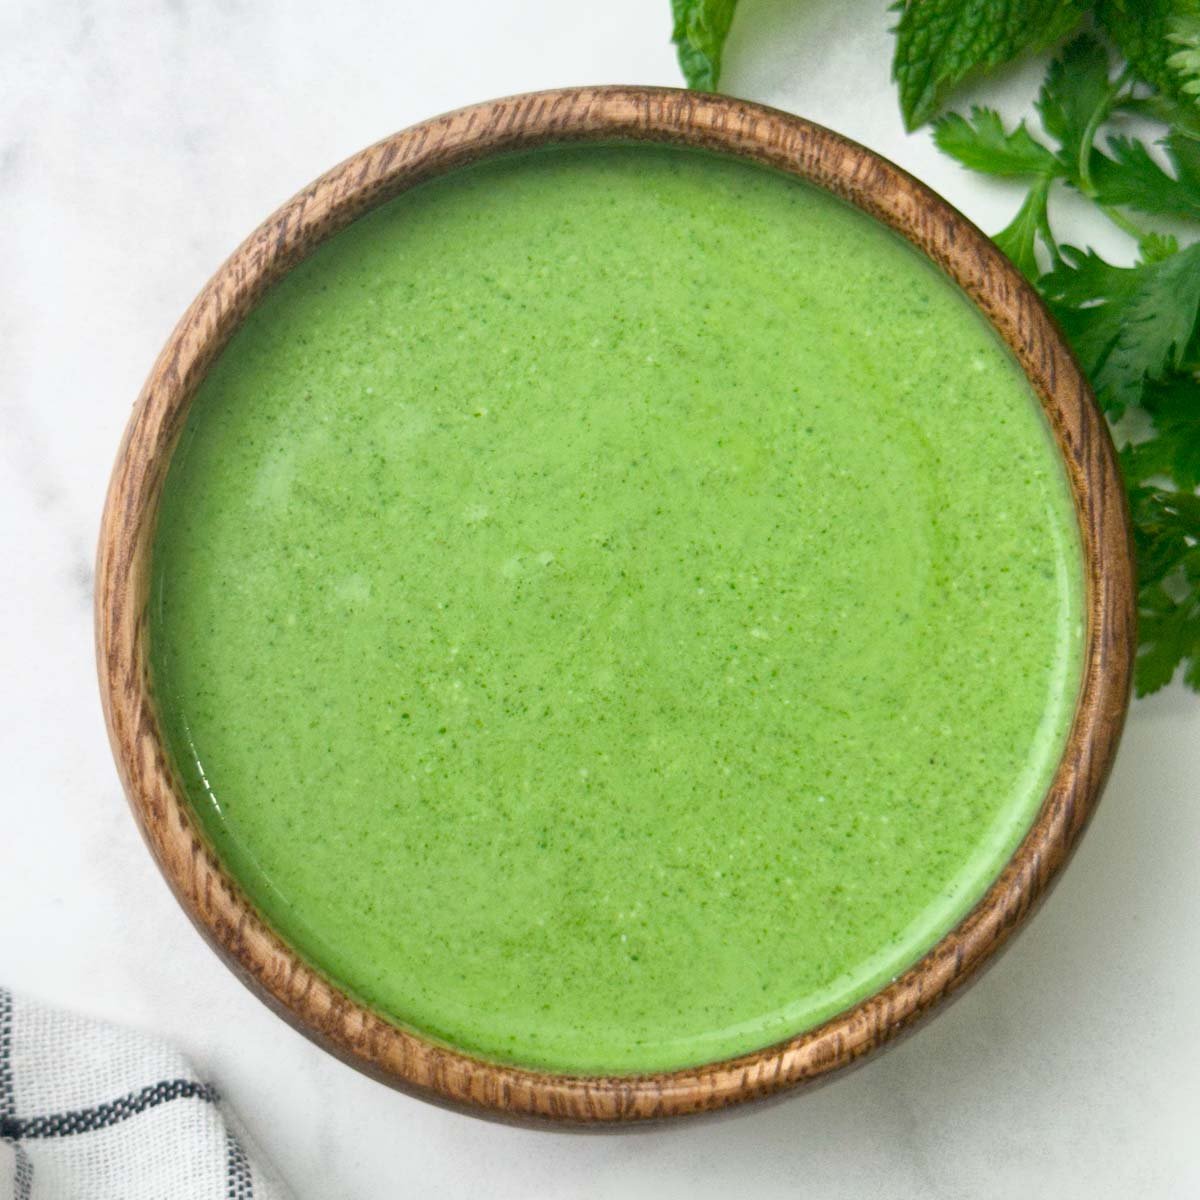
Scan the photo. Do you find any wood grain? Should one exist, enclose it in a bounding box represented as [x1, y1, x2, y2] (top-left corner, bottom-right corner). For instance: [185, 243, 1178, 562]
[95, 87, 1136, 1124]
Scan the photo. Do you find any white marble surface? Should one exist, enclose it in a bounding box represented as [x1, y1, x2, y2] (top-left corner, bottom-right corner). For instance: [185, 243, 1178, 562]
[2, 1, 1198, 1195]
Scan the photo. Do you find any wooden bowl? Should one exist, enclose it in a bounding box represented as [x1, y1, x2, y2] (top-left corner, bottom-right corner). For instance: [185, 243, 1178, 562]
[96, 86, 1135, 1124]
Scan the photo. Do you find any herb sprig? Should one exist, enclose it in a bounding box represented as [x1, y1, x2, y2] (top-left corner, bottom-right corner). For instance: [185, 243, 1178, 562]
[671, 0, 1200, 696]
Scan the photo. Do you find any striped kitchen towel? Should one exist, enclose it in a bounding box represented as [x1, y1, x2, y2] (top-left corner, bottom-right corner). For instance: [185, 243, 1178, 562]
[0, 988, 290, 1199]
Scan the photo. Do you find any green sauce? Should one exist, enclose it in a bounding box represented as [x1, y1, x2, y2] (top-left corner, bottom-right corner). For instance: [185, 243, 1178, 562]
[150, 145, 1084, 1073]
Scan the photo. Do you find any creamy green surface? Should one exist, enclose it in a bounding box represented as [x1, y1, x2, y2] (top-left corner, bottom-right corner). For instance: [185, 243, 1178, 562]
[150, 145, 1084, 1074]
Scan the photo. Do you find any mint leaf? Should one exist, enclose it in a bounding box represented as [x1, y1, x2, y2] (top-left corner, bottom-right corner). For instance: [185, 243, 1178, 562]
[1091, 133, 1200, 219]
[671, 0, 739, 91]
[892, 0, 1088, 130]
[1097, 0, 1200, 101]
[933, 106, 1061, 175]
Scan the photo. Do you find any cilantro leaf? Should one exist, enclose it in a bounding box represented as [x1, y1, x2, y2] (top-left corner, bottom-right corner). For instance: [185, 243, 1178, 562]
[1041, 243, 1200, 413]
[933, 106, 1061, 175]
[1091, 133, 1200, 219]
[1116, 92, 1200, 139]
[671, 0, 739, 91]
[1122, 436, 1178, 487]
[892, 0, 1088, 131]
[1041, 245, 1143, 308]
[1141, 232, 1183, 263]
[994, 177, 1055, 278]
[1036, 34, 1115, 181]
[1040, 246, 1140, 391]
[1136, 578, 1200, 694]
[1129, 484, 1200, 694]
[1165, 128, 1200, 197]
[1123, 373, 1200, 490]
[1096, 0, 1200, 103]
[1097, 243, 1200, 413]
[933, 106, 1068, 277]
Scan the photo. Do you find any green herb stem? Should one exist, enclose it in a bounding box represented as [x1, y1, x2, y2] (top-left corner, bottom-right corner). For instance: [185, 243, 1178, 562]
[1077, 66, 1143, 245]
[1099, 203, 1155, 244]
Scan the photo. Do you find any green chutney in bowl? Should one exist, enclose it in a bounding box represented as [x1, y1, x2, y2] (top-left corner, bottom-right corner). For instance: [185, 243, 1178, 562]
[147, 142, 1084, 1076]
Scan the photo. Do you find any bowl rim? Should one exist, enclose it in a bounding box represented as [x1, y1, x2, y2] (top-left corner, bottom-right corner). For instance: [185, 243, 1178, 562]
[95, 84, 1135, 1124]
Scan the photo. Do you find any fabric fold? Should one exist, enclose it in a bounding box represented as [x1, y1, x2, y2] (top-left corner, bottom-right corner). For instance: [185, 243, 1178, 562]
[0, 988, 290, 1200]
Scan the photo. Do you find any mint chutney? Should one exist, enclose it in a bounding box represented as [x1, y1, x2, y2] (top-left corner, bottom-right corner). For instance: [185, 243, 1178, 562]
[149, 144, 1084, 1074]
